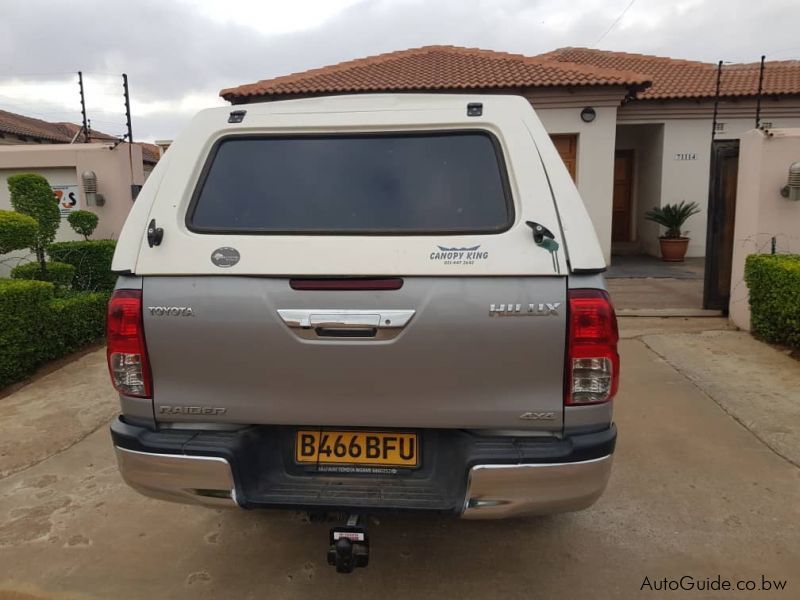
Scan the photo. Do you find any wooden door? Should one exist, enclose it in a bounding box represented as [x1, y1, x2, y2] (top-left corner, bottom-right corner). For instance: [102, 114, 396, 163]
[550, 134, 577, 181]
[703, 140, 739, 312]
[612, 150, 634, 242]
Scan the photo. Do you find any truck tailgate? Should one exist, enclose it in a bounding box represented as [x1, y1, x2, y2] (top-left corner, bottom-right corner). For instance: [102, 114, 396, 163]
[144, 276, 566, 430]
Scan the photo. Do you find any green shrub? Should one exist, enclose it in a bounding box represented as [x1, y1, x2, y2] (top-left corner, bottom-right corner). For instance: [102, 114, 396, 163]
[47, 240, 116, 292]
[11, 261, 75, 288]
[744, 254, 800, 350]
[0, 278, 108, 388]
[0, 279, 53, 387]
[0, 210, 38, 254]
[7, 173, 61, 272]
[67, 210, 99, 239]
[44, 291, 108, 358]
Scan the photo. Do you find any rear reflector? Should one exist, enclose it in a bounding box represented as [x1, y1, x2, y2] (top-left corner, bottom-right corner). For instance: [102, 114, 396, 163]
[290, 278, 403, 291]
[107, 289, 152, 398]
[566, 289, 619, 405]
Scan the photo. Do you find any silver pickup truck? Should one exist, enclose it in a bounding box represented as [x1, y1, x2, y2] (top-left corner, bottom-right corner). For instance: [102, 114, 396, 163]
[107, 94, 619, 572]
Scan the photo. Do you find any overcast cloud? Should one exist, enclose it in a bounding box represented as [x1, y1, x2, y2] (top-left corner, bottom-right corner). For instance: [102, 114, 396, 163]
[1, 0, 799, 141]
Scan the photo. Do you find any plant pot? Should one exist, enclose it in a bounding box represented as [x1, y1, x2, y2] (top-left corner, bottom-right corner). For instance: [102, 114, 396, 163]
[658, 237, 690, 262]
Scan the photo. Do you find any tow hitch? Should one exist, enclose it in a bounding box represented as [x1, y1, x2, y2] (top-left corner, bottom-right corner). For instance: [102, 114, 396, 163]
[327, 514, 369, 573]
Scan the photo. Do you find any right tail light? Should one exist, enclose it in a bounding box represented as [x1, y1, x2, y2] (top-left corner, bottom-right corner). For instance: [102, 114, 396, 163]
[566, 289, 619, 405]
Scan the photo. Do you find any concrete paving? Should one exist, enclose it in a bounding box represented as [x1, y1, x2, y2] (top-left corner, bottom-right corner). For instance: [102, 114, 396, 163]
[0, 319, 798, 599]
[607, 256, 705, 280]
[608, 278, 704, 310]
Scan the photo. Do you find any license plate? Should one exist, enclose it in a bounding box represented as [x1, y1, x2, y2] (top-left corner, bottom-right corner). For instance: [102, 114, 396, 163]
[295, 430, 419, 467]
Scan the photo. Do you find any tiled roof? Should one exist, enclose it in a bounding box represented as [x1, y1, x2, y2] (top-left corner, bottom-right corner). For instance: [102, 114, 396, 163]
[540, 48, 800, 100]
[0, 110, 159, 163]
[220, 45, 651, 102]
[0, 108, 73, 142]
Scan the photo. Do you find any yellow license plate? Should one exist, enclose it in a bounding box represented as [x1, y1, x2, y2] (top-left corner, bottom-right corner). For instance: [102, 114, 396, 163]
[295, 430, 419, 467]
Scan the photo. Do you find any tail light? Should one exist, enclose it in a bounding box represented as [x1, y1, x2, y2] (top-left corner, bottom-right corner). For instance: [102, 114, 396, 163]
[566, 289, 619, 405]
[107, 289, 152, 398]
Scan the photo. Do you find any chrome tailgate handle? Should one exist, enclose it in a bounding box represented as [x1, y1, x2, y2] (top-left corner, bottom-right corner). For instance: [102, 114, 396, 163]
[278, 310, 415, 338]
[310, 313, 380, 329]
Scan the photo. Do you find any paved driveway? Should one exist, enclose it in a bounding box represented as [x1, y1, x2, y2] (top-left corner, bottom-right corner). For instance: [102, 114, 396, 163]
[0, 318, 798, 599]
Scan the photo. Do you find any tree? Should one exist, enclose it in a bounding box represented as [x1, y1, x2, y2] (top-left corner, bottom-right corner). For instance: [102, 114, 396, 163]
[0, 210, 38, 255]
[7, 173, 61, 273]
[67, 210, 99, 240]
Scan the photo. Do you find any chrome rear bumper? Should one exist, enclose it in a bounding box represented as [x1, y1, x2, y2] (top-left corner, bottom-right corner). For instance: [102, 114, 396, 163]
[115, 445, 613, 517]
[114, 447, 238, 507]
[462, 455, 613, 519]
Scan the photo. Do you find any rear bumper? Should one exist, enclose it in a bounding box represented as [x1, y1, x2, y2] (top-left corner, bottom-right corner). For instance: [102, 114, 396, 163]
[462, 456, 613, 519]
[110, 417, 615, 518]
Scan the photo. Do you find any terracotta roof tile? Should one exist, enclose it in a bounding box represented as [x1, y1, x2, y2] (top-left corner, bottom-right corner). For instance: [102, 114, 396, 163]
[540, 48, 800, 100]
[0, 110, 159, 163]
[0, 109, 72, 142]
[220, 45, 651, 101]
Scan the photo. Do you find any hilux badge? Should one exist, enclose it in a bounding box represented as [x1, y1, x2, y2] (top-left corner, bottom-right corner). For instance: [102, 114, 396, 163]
[211, 247, 240, 268]
[489, 303, 561, 316]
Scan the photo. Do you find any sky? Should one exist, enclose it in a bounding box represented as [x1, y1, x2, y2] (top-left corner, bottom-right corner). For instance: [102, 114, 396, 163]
[1, 0, 799, 142]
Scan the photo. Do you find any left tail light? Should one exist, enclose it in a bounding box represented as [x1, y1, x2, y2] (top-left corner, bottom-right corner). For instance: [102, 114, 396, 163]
[107, 289, 152, 398]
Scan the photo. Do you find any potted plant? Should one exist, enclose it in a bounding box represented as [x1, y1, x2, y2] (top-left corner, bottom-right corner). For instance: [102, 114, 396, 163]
[645, 201, 701, 262]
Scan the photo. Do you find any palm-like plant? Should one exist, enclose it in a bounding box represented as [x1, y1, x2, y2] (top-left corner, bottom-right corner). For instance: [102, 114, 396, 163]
[645, 201, 701, 239]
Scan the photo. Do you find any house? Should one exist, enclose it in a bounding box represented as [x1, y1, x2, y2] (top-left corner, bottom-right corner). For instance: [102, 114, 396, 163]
[0, 109, 157, 275]
[0, 108, 160, 176]
[220, 46, 800, 264]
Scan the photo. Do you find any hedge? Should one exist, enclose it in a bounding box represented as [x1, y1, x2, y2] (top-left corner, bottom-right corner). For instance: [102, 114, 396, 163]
[47, 240, 117, 292]
[744, 254, 800, 350]
[11, 260, 75, 288]
[0, 279, 52, 387]
[0, 279, 108, 388]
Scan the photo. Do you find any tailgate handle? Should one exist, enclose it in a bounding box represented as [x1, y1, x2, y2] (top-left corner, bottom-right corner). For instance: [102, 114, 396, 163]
[278, 308, 416, 338]
[309, 313, 381, 329]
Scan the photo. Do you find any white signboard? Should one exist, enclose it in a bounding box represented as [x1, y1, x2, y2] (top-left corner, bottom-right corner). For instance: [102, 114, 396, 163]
[673, 152, 697, 161]
[51, 185, 80, 217]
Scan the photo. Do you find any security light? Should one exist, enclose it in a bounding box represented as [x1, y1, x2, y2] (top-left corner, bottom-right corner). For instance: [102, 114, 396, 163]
[780, 162, 800, 201]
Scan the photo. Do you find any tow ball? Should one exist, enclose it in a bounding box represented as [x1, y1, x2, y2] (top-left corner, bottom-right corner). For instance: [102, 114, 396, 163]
[327, 514, 369, 573]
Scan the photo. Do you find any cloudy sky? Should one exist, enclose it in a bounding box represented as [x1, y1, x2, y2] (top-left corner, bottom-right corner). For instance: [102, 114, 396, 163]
[1, 0, 799, 142]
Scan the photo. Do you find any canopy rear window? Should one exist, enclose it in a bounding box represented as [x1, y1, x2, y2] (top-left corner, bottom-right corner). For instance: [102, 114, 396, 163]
[187, 131, 513, 234]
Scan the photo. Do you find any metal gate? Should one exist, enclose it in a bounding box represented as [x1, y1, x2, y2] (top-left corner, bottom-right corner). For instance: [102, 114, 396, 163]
[703, 140, 740, 312]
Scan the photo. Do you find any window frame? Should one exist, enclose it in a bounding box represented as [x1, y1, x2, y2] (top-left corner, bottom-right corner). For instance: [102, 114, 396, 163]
[185, 129, 516, 236]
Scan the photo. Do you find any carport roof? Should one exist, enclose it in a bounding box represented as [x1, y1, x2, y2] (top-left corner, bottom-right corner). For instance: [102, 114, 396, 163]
[220, 45, 652, 103]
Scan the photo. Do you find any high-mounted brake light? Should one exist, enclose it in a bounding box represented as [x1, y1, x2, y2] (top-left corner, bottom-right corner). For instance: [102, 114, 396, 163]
[566, 289, 619, 405]
[107, 289, 152, 398]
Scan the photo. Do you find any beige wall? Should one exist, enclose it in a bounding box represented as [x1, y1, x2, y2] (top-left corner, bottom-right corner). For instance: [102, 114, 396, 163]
[536, 105, 619, 263]
[619, 96, 800, 258]
[0, 143, 143, 276]
[729, 128, 800, 330]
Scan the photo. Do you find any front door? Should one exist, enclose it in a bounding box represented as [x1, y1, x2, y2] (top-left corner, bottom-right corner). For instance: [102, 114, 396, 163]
[612, 150, 634, 242]
[550, 134, 577, 181]
[703, 140, 739, 312]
